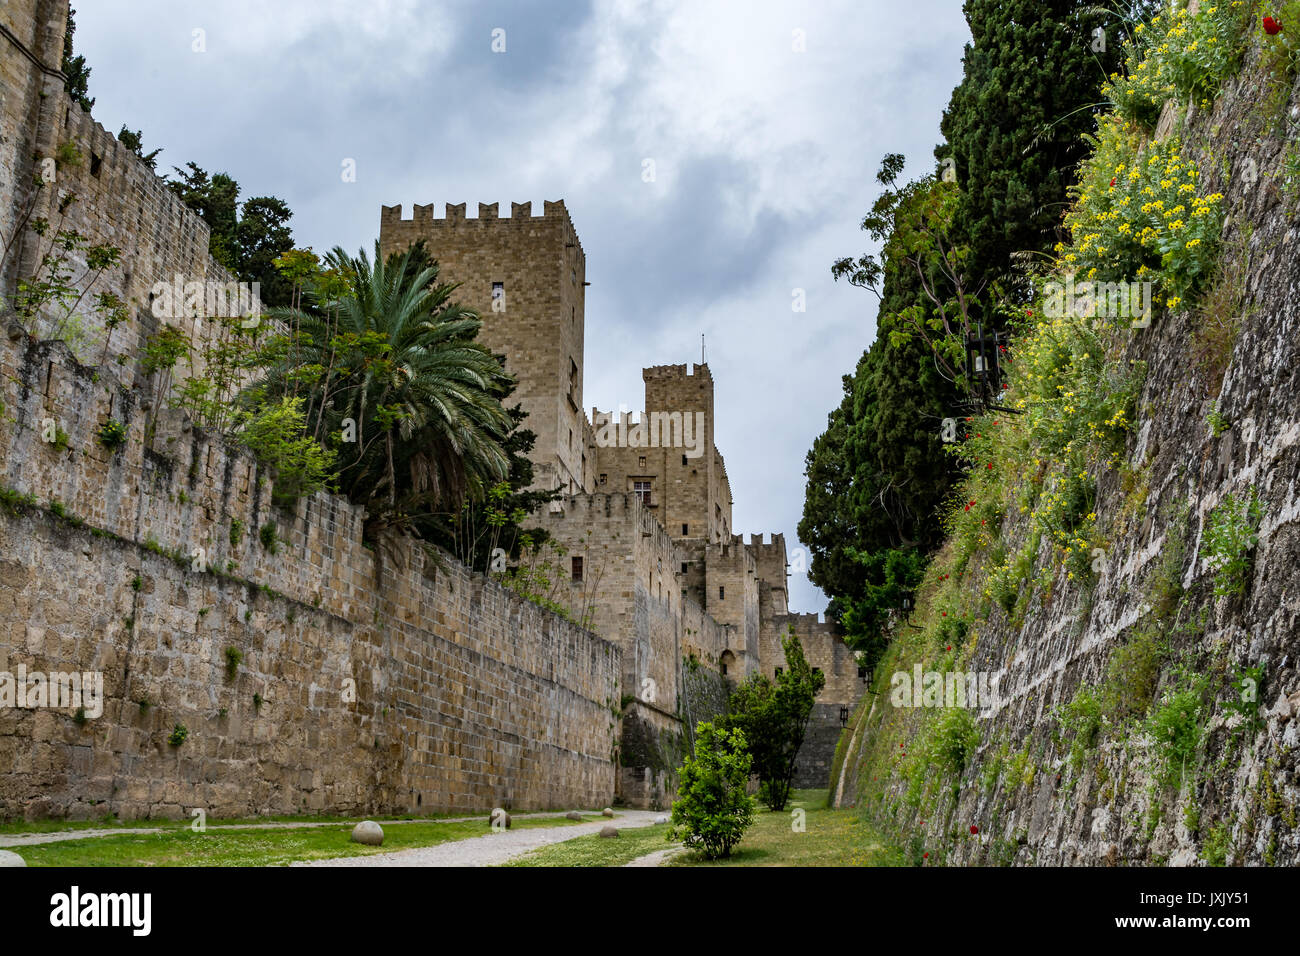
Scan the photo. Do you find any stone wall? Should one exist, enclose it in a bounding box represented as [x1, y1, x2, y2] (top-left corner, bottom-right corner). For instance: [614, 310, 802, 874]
[832, 50, 1300, 865]
[0, 326, 619, 820]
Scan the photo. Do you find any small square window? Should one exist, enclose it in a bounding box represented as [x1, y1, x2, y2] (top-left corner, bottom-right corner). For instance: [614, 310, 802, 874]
[599, 473, 607, 485]
[491, 281, 504, 299]
[633, 481, 651, 505]
[638, 456, 646, 469]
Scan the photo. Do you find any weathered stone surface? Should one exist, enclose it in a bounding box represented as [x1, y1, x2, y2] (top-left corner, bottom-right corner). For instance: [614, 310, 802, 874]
[0, 850, 26, 867]
[350, 821, 383, 846]
[653, 815, 668, 825]
[564, 811, 582, 821]
[598, 825, 619, 838]
[601, 808, 614, 818]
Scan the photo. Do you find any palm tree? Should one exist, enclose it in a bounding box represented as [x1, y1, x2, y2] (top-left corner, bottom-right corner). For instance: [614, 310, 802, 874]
[253, 241, 513, 540]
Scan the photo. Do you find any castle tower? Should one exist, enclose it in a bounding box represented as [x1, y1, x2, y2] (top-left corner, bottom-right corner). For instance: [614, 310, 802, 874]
[379, 200, 588, 494]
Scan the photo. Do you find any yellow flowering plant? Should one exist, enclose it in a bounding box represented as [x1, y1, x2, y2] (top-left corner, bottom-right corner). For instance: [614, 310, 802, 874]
[1105, 1, 1251, 128]
[1062, 117, 1223, 310]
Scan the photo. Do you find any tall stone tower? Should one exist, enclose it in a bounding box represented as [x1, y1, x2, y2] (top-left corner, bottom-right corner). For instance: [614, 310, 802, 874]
[379, 200, 588, 494]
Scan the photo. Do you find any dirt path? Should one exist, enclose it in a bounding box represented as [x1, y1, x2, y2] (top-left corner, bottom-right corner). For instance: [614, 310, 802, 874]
[293, 810, 663, 867]
[0, 810, 602, 848]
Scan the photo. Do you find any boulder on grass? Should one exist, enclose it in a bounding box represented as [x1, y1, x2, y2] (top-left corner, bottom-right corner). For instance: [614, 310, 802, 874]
[489, 808, 512, 829]
[599, 825, 619, 838]
[0, 850, 26, 867]
[350, 821, 384, 846]
[601, 807, 614, 818]
[654, 815, 668, 825]
[564, 811, 583, 821]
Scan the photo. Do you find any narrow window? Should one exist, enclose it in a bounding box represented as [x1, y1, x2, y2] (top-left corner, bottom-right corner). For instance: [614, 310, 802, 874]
[721, 661, 728, 676]
[680, 562, 687, 574]
[719, 585, 725, 600]
[634, 480, 651, 505]
[491, 281, 504, 303]
[599, 473, 607, 485]
[638, 456, 646, 469]
[90, 152, 102, 177]
[682, 523, 688, 535]
[681, 454, 687, 466]
[571, 556, 583, 581]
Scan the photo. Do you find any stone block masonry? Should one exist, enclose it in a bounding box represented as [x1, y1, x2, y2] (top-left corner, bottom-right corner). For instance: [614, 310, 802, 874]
[0, 326, 619, 819]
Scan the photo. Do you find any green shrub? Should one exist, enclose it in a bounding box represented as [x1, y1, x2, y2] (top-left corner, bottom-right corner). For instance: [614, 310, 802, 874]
[1098, 626, 1165, 723]
[927, 706, 980, 778]
[1200, 488, 1262, 597]
[223, 646, 243, 682]
[667, 722, 756, 860]
[259, 521, 279, 553]
[1148, 687, 1203, 786]
[167, 724, 188, 747]
[96, 418, 127, 448]
[1057, 685, 1102, 772]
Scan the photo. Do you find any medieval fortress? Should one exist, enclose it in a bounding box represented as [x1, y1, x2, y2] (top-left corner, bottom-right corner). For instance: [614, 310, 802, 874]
[0, 0, 862, 817]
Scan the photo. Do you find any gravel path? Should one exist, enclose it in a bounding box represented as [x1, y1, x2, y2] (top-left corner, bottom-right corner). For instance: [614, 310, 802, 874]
[293, 810, 664, 867]
[622, 845, 686, 867]
[0, 811, 599, 848]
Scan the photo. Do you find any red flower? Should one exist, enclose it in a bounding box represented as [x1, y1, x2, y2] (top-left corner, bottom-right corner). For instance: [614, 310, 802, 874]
[964, 503, 971, 512]
[1109, 177, 1117, 186]
[1264, 16, 1282, 35]
[942, 612, 947, 617]
[981, 519, 986, 526]
[946, 645, 952, 651]
[970, 825, 979, 835]
[923, 852, 929, 859]
[986, 462, 993, 469]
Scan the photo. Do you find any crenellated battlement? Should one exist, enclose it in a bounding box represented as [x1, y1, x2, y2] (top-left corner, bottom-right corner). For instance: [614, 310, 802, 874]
[643, 362, 712, 382]
[378, 200, 583, 252]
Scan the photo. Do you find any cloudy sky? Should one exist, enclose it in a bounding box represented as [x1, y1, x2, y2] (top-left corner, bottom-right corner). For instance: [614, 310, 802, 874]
[75, 0, 971, 613]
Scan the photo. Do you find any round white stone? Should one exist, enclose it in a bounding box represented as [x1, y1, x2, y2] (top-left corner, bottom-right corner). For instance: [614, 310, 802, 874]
[350, 820, 384, 846]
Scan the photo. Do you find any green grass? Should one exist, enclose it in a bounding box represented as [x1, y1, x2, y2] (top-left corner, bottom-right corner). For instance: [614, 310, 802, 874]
[669, 790, 903, 867]
[505, 790, 904, 867]
[503, 823, 676, 867]
[0, 809, 494, 836]
[7, 814, 597, 866]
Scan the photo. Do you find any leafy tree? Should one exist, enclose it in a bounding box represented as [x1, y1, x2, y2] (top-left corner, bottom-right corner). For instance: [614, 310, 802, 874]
[62, 7, 94, 112]
[167, 163, 240, 270]
[253, 241, 513, 542]
[116, 127, 161, 171]
[239, 396, 337, 507]
[236, 196, 294, 307]
[166, 166, 293, 304]
[667, 722, 756, 860]
[722, 631, 826, 812]
[939, 0, 1126, 291]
